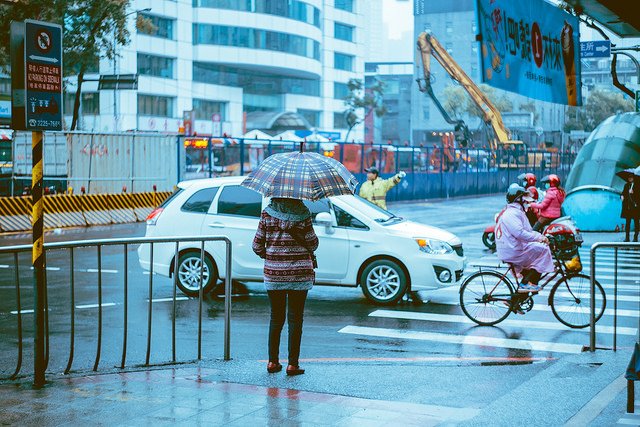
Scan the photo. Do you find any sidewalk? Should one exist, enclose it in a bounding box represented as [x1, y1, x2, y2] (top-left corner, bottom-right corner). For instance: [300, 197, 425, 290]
[0, 350, 634, 426]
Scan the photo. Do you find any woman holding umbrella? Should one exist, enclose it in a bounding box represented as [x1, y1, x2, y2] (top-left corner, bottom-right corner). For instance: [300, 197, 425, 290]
[620, 168, 640, 242]
[244, 143, 357, 376]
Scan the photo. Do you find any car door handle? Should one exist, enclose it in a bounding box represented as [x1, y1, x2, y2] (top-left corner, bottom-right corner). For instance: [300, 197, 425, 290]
[208, 222, 225, 229]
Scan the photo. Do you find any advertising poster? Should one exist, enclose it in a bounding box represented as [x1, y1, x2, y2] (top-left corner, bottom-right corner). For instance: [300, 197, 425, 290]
[476, 0, 582, 106]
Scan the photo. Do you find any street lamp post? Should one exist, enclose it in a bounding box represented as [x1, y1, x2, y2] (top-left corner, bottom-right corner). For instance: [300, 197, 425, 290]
[113, 8, 151, 131]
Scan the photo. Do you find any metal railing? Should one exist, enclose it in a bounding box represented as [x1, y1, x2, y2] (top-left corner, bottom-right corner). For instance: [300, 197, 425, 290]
[589, 242, 640, 352]
[0, 236, 232, 386]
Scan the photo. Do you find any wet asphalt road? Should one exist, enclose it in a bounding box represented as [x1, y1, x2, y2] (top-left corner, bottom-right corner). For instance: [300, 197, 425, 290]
[1, 195, 638, 381]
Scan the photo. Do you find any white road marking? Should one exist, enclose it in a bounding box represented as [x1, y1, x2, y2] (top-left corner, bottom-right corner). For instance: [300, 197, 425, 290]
[10, 309, 34, 314]
[338, 325, 585, 354]
[148, 297, 189, 303]
[565, 375, 627, 426]
[0, 264, 9, 269]
[85, 269, 119, 274]
[29, 266, 61, 271]
[75, 303, 117, 309]
[369, 310, 638, 336]
[435, 300, 639, 318]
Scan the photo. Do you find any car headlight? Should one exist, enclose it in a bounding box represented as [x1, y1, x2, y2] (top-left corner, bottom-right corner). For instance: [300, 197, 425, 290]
[415, 238, 454, 255]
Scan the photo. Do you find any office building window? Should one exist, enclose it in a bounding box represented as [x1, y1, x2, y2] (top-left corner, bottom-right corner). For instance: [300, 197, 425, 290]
[194, 0, 320, 27]
[137, 54, 175, 79]
[334, 82, 350, 99]
[445, 43, 453, 54]
[193, 62, 320, 97]
[138, 13, 175, 39]
[298, 109, 320, 127]
[335, 0, 354, 12]
[333, 112, 348, 129]
[193, 99, 226, 121]
[334, 22, 354, 42]
[193, 25, 320, 60]
[138, 94, 174, 117]
[64, 92, 100, 115]
[446, 21, 453, 33]
[334, 52, 354, 71]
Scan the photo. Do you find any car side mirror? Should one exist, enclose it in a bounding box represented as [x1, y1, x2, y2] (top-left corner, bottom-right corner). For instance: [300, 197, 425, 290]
[315, 212, 335, 234]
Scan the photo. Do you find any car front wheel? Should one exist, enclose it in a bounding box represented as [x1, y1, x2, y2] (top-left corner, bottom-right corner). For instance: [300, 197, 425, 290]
[175, 251, 219, 297]
[360, 259, 408, 305]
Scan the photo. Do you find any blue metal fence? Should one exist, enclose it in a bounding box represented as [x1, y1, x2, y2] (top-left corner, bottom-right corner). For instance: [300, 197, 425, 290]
[179, 136, 576, 200]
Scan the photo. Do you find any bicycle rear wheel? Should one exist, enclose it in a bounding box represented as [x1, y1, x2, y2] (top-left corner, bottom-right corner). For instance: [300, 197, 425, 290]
[460, 271, 515, 326]
[549, 273, 606, 329]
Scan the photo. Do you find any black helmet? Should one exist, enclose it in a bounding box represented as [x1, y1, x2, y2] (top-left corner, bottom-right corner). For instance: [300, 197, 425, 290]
[506, 183, 528, 203]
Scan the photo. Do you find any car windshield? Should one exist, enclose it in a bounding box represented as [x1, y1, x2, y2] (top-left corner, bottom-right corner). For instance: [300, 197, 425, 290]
[333, 195, 402, 225]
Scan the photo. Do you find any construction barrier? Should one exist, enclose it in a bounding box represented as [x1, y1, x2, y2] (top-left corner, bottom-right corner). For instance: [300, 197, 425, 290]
[0, 191, 171, 233]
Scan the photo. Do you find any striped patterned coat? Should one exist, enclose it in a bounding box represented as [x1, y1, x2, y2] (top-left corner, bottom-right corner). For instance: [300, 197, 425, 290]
[252, 209, 319, 290]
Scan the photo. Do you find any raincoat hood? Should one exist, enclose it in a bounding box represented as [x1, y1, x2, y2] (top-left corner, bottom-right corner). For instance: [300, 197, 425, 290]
[264, 198, 311, 230]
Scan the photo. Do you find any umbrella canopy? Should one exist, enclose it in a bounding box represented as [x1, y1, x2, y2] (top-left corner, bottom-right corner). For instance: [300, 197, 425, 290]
[616, 168, 637, 180]
[635, 166, 640, 176]
[241, 144, 358, 201]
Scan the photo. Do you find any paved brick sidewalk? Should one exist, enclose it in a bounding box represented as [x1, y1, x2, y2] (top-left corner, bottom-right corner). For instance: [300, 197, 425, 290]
[0, 367, 479, 426]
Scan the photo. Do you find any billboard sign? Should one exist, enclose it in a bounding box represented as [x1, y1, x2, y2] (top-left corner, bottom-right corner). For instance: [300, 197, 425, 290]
[476, 0, 582, 106]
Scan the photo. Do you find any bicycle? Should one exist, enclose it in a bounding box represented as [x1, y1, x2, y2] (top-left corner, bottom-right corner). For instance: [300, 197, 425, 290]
[459, 237, 607, 328]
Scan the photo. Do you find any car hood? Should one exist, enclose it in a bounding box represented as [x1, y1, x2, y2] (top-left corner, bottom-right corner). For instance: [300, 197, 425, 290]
[384, 220, 462, 246]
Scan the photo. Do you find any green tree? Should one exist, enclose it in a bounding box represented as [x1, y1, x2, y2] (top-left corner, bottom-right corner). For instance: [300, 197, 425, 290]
[0, 0, 149, 130]
[441, 83, 512, 120]
[342, 78, 387, 142]
[442, 85, 466, 118]
[564, 88, 634, 132]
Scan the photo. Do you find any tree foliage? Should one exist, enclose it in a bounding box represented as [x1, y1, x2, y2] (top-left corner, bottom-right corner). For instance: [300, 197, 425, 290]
[441, 83, 513, 120]
[564, 88, 634, 132]
[342, 78, 387, 142]
[0, 0, 146, 130]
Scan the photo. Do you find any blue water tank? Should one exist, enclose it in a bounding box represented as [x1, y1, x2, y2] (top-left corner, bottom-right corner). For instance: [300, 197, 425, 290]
[564, 112, 640, 231]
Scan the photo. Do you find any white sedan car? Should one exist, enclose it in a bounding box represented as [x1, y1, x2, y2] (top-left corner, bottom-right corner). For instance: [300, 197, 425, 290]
[138, 176, 465, 305]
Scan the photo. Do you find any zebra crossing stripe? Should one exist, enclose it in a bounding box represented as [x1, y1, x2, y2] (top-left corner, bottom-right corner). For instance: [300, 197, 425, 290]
[369, 310, 638, 336]
[338, 325, 585, 354]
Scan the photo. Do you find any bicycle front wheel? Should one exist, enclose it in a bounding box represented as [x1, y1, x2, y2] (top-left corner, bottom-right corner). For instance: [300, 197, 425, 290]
[549, 273, 606, 329]
[460, 271, 515, 326]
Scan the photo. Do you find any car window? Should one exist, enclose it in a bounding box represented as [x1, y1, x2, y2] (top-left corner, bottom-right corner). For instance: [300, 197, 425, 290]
[334, 205, 368, 229]
[217, 185, 262, 217]
[161, 188, 184, 208]
[181, 187, 219, 213]
[303, 199, 331, 223]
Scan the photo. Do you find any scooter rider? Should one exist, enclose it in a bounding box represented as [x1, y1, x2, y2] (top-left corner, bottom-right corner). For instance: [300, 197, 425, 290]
[517, 172, 540, 226]
[517, 172, 540, 201]
[531, 174, 565, 232]
[495, 184, 555, 294]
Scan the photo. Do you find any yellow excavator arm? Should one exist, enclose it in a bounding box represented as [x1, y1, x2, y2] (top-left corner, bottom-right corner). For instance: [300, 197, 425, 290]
[416, 31, 522, 150]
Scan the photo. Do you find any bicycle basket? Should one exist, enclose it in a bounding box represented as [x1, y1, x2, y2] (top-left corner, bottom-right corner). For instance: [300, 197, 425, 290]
[563, 254, 583, 273]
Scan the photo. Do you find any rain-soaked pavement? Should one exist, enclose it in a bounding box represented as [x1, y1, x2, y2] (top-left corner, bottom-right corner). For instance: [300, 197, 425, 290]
[0, 194, 638, 425]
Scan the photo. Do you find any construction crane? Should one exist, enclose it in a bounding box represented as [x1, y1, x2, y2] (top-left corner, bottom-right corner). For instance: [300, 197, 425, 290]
[416, 31, 523, 150]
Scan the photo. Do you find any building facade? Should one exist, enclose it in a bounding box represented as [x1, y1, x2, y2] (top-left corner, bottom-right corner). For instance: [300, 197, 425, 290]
[364, 62, 413, 144]
[67, 0, 365, 139]
[411, 0, 566, 147]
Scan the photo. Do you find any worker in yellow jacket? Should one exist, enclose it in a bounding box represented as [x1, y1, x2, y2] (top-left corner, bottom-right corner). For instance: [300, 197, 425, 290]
[359, 167, 406, 210]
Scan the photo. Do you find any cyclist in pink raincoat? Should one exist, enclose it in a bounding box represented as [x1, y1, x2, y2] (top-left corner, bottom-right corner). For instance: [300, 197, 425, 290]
[495, 184, 555, 293]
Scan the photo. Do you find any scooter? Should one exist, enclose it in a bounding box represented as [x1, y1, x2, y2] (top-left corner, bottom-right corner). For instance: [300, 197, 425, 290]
[482, 212, 582, 250]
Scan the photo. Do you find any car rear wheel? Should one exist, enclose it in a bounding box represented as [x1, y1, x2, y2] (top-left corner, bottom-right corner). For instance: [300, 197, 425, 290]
[175, 251, 219, 297]
[360, 259, 408, 305]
